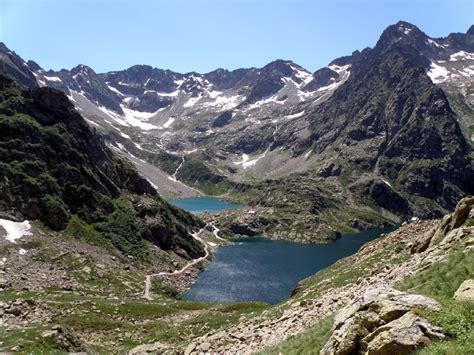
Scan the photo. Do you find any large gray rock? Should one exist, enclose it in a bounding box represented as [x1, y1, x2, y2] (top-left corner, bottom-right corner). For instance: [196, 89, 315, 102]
[361, 312, 446, 354]
[454, 279, 474, 302]
[320, 286, 446, 355]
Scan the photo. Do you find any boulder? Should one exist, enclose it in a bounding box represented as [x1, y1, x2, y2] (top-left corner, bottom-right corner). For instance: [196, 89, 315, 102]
[454, 279, 474, 302]
[200, 342, 211, 351]
[320, 286, 446, 355]
[0, 277, 11, 289]
[361, 312, 446, 354]
[40, 326, 85, 352]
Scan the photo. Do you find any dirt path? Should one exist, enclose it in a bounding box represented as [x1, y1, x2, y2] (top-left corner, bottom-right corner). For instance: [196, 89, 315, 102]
[210, 222, 226, 241]
[143, 225, 209, 300]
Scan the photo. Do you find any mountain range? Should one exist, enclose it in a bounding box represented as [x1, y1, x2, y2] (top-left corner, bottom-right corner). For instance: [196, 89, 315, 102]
[1, 21, 473, 242]
[1, 19, 474, 354]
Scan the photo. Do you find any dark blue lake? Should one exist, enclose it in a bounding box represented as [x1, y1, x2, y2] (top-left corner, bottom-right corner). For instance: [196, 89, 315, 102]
[172, 197, 392, 304]
[168, 196, 243, 213]
[184, 230, 391, 304]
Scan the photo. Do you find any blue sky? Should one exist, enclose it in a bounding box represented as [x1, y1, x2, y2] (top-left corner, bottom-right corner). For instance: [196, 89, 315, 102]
[1, 0, 472, 73]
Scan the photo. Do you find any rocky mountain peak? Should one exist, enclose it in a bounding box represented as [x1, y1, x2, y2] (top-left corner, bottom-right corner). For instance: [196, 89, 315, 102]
[467, 25, 474, 36]
[375, 21, 428, 51]
[70, 64, 95, 77]
[262, 59, 297, 76]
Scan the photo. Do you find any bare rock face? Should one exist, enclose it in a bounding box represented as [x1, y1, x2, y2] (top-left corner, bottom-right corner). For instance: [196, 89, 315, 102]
[411, 196, 474, 253]
[320, 286, 446, 355]
[454, 279, 474, 302]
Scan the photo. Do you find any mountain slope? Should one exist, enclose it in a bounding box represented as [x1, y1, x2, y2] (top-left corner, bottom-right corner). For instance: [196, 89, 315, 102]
[0, 73, 204, 260]
[287, 21, 472, 212]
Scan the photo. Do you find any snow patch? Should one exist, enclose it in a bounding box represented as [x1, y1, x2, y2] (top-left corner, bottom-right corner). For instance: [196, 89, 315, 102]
[107, 85, 125, 96]
[200, 95, 243, 110]
[427, 39, 442, 48]
[43, 75, 61, 82]
[328, 64, 351, 74]
[398, 23, 413, 35]
[183, 95, 202, 108]
[0, 219, 32, 243]
[146, 178, 157, 190]
[234, 150, 268, 169]
[449, 51, 474, 62]
[246, 95, 285, 110]
[162, 117, 175, 129]
[427, 62, 449, 83]
[98, 106, 131, 127]
[292, 66, 313, 86]
[84, 118, 100, 127]
[208, 90, 222, 99]
[157, 90, 179, 97]
[286, 110, 305, 119]
[121, 105, 161, 130]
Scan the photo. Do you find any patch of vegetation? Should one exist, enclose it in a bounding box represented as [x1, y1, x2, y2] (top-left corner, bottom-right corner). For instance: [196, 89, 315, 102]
[19, 236, 43, 249]
[396, 250, 473, 354]
[64, 215, 108, 248]
[396, 250, 472, 299]
[151, 278, 181, 298]
[94, 200, 150, 261]
[258, 315, 334, 354]
[464, 218, 474, 227]
[0, 326, 72, 354]
[176, 156, 233, 195]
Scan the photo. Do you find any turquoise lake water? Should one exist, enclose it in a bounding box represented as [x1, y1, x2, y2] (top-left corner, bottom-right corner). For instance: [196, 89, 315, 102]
[168, 196, 243, 213]
[171, 196, 393, 304]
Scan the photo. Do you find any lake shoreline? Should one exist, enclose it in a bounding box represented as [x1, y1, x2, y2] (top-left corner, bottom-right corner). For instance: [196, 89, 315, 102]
[166, 196, 394, 304]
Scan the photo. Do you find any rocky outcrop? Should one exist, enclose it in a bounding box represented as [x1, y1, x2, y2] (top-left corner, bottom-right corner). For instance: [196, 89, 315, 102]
[40, 325, 88, 352]
[411, 196, 474, 253]
[320, 286, 447, 354]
